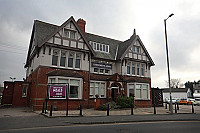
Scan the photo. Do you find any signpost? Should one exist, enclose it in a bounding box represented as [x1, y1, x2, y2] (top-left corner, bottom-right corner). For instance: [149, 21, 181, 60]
[49, 85, 67, 99]
[47, 84, 69, 116]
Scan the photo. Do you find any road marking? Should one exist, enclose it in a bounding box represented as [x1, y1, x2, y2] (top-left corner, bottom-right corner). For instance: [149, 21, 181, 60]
[0, 121, 199, 132]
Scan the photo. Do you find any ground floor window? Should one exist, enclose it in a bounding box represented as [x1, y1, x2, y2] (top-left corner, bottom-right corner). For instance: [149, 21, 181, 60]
[90, 81, 106, 98]
[48, 76, 82, 99]
[127, 83, 150, 100]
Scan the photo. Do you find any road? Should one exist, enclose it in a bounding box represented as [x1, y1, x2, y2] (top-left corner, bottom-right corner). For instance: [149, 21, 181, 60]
[0, 121, 199, 133]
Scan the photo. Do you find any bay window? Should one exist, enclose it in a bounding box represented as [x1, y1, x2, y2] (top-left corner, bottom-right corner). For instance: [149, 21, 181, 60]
[48, 77, 82, 99]
[90, 81, 106, 98]
[128, 83, 149, 100]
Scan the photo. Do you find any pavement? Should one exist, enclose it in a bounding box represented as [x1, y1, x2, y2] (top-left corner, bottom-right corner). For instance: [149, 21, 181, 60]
[0, 105, 200, 125]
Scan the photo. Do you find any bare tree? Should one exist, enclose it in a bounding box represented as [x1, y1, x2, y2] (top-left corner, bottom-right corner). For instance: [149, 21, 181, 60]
[165, 78, 183, 88]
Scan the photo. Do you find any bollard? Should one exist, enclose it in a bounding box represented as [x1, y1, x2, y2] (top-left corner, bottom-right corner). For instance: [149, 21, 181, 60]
[80, 104, 82, 116]
[175, 103, 177, 113]
[192, 103, 194, 114]
[66, 98, 69, 116]
[165, 103, 167, 109]
[131, 103, 134, 115]
[107, 104, 109, 116]
[45, 99, 48, 114]
[153, 103, 156, 114]
[49, 105, 53, 116]
[177, 103, 179, 110]
[42, 102, 45, 113]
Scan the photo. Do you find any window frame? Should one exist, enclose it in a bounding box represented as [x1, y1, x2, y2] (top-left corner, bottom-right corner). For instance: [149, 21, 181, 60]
[127, 83, 150, 100]
[90, 81, 106, 98]
[48, 76, 82, 99]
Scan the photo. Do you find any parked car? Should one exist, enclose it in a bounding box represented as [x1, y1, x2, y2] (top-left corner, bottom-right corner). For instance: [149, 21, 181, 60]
[187, 98, 195, 104]
[194, 98, 200, 106]
[165, 98, 177, 104]
[179, 98, 188, 104]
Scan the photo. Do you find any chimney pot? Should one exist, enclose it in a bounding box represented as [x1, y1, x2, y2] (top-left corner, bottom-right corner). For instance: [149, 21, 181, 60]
[77, 18, 86, 35]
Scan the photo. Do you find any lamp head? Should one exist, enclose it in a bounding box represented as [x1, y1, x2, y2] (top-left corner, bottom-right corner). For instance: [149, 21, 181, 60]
[169, 13, 174, 17]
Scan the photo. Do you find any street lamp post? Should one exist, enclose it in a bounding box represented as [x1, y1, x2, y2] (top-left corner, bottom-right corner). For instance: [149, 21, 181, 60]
[164, 13, 174, 114]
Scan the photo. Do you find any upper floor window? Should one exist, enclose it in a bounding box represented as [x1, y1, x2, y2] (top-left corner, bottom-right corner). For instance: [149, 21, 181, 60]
[64, 29, 76, 39]
[68, 52, 74, 68]
[141, 64, 144, 76]
[127, 64, 130, 74]
[52, 49, 59, 66]
[126, 62, 145, 77]
[75, 53, 81, 68]
[137, 64, 140, 75]
[132, 63, 135, 75]
[60, 51, 66, 67]
[89, 41, 109, 53]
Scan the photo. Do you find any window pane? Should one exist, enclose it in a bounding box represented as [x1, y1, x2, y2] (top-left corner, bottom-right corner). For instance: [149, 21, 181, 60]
[49, 78, 56, 83]
[90, 83, 94, 96]
[68, 58, 73, 67]
[136, 89, 141, 98]
[132, 64, 135, 75]
[93, 42, 96, 50]
[100, 69, 104, 73]
[105, 69, 109, 73]
[69, 86, 78, 98]
[100, 44, 102, 51]
[70, 79, 79, 86]
[142, 89, 148, 99]
[97, 43, 100, 50]
[52, 55, 58, 66]
[105, 45, 108, 52]
[60, 57, 66, 67]
[103, 45, 105, 51]
[129, 84, 134, 97]
[52, 50, 59, 66]
[58, 79, 68, 83]
[101, 83, 105, 96]
[127, 66, 130, 74]
[95, 83, 99, 95]
[133, 46, 135, 52]
[75, 59, 80, 68]
[94, 68, 98, 72]
[137, 64, 140, 75]
[64, 30, 69, 38]
[70, 31, 75, 39]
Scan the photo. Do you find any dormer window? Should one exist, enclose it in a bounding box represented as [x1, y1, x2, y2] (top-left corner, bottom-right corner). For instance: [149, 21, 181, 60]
[89, 41, 109, 53]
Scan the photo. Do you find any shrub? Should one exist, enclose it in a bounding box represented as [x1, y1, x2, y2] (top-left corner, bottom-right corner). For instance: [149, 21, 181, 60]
[116, 96, 134, 108]
[98, 101, 121, 110]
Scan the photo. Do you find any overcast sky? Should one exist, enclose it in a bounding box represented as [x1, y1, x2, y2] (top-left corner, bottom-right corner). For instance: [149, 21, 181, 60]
[0, 0, 199, 87]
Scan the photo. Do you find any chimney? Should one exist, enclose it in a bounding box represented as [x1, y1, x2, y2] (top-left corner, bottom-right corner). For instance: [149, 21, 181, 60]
[77, 18, 86, 35]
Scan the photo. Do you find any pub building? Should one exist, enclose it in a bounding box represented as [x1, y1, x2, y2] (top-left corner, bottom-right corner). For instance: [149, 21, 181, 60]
[22, 16, 155, 110]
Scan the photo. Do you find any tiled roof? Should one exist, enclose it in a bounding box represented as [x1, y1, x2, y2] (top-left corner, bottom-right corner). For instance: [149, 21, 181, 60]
[35, 20, 58, 46]
[117, 35, 137, 60]
[29, 19, 153, 65]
